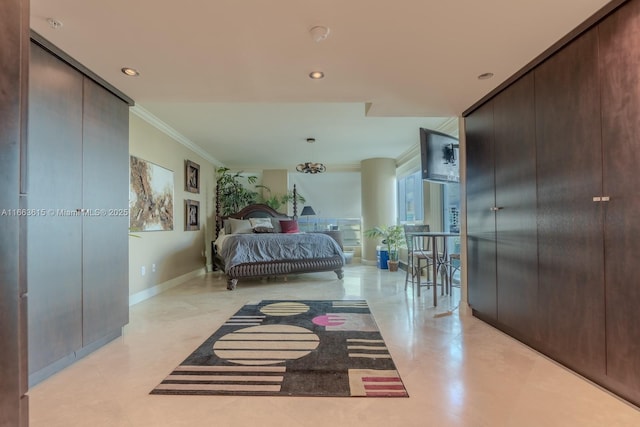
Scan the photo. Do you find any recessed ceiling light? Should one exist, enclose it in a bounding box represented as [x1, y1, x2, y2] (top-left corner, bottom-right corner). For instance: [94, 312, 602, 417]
[478, 72, 494, 80]
[46, 18, 63, 29]
[121, 67, 140, 77]
[309, 71, 324, 80]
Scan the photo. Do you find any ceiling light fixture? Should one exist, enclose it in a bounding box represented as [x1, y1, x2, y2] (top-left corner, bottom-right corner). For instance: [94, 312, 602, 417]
[121, 67, 140, 77]
[296, 138, 326, 174]
[309, 25, 330, 42]
[478, 72, 494, 80]
[309, 71, 325, 80]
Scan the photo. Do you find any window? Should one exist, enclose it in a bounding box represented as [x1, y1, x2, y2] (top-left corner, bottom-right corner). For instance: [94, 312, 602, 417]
[443, 182, 460, 233]
[397, 170, 423, 222]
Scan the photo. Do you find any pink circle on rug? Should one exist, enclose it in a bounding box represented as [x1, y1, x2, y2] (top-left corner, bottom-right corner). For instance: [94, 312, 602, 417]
[312, 314, 345, 327]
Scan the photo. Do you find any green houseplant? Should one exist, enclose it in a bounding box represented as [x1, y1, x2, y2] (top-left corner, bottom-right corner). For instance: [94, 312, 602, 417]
[215, 167, 259, 216]
[364, 225, 405, 271]
[255, 185, 306, 212]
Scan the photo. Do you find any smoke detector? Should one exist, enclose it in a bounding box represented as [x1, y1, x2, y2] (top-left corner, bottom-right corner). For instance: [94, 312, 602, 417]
[47, 18, 63, 29]
[309, 26, 330, 42]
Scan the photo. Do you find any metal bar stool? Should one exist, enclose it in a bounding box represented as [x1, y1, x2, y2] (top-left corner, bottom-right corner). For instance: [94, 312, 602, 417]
[403, 224, 433, 297]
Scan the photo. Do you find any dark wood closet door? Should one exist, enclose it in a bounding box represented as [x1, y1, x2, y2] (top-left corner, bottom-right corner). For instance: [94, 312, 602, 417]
[599, 0, 640, 402]
[1, 0, 29, 425]
[493, 73, 539, 344]
[465, 101, 497, 321]
[535, 29, 605, 377]
[27, 43, 84, 373]
[81, 78, 130, 346]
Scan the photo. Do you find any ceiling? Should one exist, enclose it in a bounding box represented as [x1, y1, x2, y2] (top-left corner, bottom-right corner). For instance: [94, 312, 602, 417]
[30, 0, 612, 171]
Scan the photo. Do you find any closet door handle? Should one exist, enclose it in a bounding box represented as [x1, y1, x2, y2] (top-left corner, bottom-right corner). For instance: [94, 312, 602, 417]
[489, 206, 504, 212]
[593, 196, 611, 202]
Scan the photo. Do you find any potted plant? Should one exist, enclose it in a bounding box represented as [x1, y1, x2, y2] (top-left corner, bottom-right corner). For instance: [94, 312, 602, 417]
[215, 167, 259, 216]
[364, 225, 405, 271]
[255, 185, 306, 212]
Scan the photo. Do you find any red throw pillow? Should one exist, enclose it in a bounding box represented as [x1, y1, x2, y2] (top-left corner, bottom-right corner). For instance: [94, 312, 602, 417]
[279, 220, 299, 233]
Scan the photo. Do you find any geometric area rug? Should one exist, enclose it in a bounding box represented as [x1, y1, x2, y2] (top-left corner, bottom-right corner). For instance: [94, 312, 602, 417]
[150, 300, 409, 397]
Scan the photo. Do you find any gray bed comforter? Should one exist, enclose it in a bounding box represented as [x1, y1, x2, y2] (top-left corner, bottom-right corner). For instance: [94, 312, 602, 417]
[219, 232, 344, 271]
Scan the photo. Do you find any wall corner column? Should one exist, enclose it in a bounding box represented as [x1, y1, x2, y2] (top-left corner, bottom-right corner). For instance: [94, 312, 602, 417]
[360, 158, 397, 264]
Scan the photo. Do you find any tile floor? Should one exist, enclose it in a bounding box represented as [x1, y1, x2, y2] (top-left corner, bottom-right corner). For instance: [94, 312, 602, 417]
[28, 265, 640, 427]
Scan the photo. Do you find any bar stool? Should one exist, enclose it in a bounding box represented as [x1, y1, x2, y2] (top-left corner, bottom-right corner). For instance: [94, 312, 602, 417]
[403, 224, 433, 297]
[446, 253, 461, 295]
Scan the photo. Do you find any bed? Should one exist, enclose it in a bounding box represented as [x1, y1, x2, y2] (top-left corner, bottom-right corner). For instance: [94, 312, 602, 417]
[212, 195, 345, 290]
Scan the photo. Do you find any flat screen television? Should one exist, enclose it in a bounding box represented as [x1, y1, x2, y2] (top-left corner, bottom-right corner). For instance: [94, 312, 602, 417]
[420, 128, 460, 183]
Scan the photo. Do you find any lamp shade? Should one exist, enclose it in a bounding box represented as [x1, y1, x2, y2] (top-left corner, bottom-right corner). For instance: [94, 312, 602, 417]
[300, 206, 316, 216]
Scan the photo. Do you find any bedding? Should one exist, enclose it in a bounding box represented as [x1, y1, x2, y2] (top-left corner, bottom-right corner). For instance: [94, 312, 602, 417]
[217, 232, 344, 272]
[279, 219, 300, 233]
[249, 217, 275, 233]
[212, 196, 345, 290]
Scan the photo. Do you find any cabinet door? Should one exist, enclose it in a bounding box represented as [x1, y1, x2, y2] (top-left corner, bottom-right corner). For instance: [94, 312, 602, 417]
[599, 0, 640, 400]
[493, 73, 539, 343]
[465, 101, 497, 320]
[535, 29, 605, 376]
[0, 1, 28, 423]
[27, 43, 84, 373]
[82, 78, 130, 346]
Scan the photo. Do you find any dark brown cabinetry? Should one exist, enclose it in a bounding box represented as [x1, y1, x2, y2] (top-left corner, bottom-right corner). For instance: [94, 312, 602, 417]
[81, 78, 130, 346]
[599, 0, 640, 402]
[28, 43, 84, 376]
[492, 74, 538, 344]
[465, 102, 497, 321]
[465, 0, 640, 406]
[27, 42, 130, 384]
[465, 73, 538, 344]
[535, 28, 606, 377]
[0, 0, 29, 425]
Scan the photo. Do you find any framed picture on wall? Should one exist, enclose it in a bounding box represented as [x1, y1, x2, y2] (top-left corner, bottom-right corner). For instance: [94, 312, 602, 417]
[185, 199, 200, 231]
[129, 156, 174, 231]
[185, 160, 200, 193]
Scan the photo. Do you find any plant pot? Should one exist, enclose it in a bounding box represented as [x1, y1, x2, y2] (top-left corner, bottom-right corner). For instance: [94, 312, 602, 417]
[387, 260, 399, 272]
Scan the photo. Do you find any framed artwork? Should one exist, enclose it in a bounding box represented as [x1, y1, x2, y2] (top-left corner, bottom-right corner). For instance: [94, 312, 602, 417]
[129, 156, 174, 231]
[185, 199, 200, 231]
[185, 160, 200, 193]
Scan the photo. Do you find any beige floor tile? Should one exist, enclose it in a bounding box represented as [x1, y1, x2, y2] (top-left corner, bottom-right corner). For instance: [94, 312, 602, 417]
[28, 265, 640, 426]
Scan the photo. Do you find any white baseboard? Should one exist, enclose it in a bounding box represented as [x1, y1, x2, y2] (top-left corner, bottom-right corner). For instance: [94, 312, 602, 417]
[129, 267, 207, 306]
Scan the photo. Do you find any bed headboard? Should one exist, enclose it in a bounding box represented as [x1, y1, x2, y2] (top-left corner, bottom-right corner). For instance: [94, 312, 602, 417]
[215, 184, 299, 238]
[228, 204, 289, 220]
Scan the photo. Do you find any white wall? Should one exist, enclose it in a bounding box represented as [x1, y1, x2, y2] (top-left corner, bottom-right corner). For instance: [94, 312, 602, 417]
[360, 158, 397, 263]
[291, 171, 361, 219]
[128, 112, 218, 303]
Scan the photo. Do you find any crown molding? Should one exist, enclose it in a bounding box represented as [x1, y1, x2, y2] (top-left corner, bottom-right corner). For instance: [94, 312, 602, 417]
[435, 117, 461, 137]
[395, 117, 460, 173]
[130, 105, 223, 166]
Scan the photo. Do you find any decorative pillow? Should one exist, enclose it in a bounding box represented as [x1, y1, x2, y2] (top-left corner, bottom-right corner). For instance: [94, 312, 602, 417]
[279, 220, 300, 234]
[228, 218, 253, 234]
[223, 219, 232, 234]
[253, 226, 274, 233]
[247, 217, 274, 233]
[249, 217, 274, 229]
[270, 217, 283, 233]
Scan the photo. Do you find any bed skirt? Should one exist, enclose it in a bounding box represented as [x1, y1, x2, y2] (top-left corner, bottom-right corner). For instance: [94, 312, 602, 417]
[215, 254, 344, 290]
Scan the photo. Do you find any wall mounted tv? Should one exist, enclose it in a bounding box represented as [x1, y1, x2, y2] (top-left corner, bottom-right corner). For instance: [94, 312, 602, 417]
[420, 128, 460, 183]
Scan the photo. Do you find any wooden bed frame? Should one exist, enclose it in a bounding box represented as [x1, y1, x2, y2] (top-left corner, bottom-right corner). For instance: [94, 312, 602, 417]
[213, 185, 344, 290]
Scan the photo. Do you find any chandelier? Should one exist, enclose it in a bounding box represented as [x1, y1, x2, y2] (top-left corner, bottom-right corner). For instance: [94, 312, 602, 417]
[296, 161, 326, 174]
[296, 138, 326, 174]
